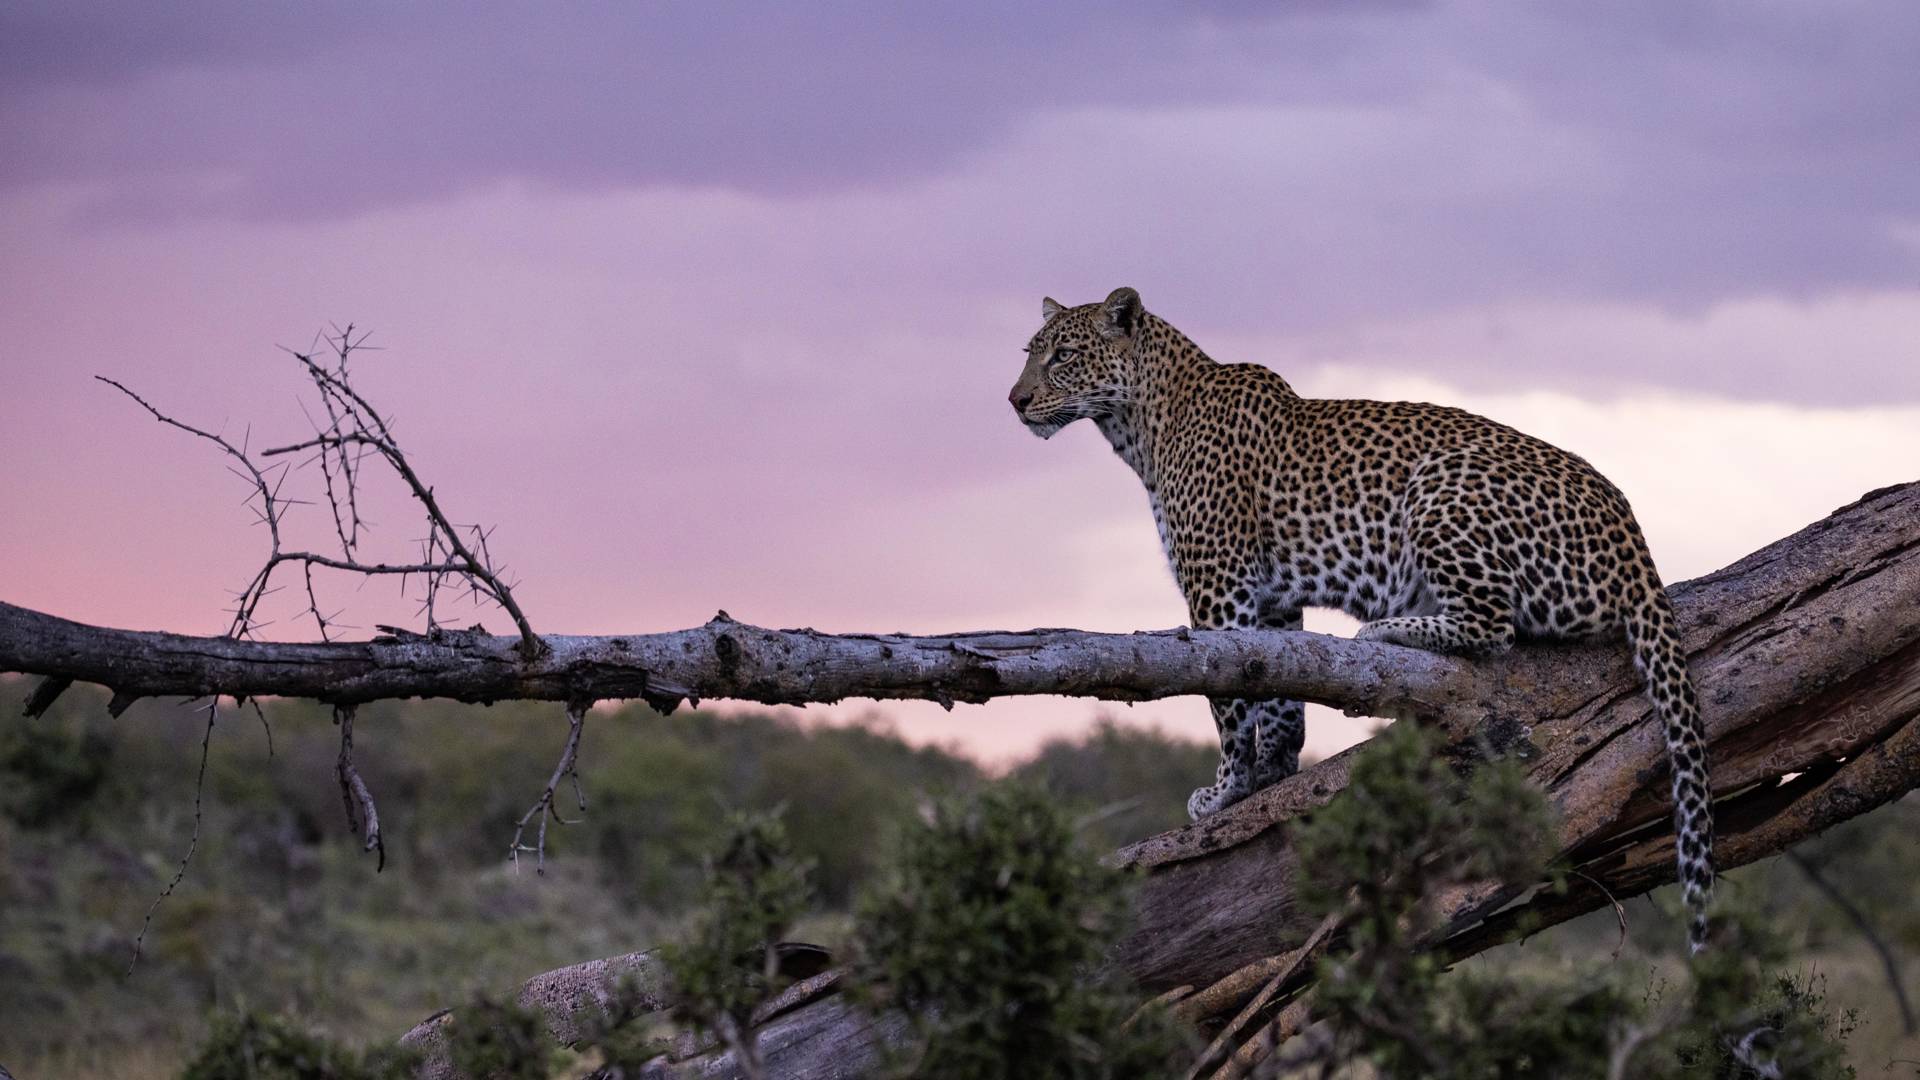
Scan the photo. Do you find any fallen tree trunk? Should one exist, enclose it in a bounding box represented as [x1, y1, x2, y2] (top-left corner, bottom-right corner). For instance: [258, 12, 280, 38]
[9, 485, 1920, 1077]
[655, 482, 1920, 1076]
[1109, 483, 1920, 991]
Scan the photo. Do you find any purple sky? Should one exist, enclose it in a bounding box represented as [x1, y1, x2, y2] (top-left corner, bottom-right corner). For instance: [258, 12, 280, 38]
[3, 3, 1917, 762]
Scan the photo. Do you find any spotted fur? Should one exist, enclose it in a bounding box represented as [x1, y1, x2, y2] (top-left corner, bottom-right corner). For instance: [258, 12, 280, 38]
[1009, 287, 1715, 952]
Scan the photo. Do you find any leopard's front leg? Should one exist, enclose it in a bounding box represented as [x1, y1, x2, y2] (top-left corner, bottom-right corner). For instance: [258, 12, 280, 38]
[1188, 697, 1258, 820]
[1182, 570, 1302, 821]
[1250, 603, 1305, 790]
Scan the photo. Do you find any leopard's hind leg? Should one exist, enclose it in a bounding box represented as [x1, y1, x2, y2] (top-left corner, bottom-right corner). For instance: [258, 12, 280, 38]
[1357, 501, 1518, 657]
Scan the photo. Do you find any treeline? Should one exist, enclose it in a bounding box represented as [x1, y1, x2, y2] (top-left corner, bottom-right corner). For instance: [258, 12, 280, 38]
[0, 681, 1210, 1077]
[2, 680, 1915, 1077]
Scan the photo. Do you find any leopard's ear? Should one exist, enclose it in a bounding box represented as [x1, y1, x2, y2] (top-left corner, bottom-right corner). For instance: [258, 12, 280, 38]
[1041, 296, 1065, 324]
[1098, 287, 1142, 339]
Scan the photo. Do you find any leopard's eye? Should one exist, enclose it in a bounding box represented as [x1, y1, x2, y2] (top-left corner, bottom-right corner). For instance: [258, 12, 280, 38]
[1050, 347, 1078, 366]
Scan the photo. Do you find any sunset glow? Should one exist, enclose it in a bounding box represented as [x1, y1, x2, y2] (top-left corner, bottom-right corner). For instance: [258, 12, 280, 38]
[4, 3, 1916, 762]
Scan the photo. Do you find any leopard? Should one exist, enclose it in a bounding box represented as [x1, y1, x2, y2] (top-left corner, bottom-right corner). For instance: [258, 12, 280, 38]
[1008, 287, 1715, 953]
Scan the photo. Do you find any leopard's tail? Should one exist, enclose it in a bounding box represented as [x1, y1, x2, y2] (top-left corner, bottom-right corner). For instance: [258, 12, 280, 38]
[1624, 586, 1715, 954]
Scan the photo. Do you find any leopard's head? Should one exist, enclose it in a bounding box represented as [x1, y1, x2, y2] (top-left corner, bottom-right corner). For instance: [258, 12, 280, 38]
[1008, 286, 1144, 439]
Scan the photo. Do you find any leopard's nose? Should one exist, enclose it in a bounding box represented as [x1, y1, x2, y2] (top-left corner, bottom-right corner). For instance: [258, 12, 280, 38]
[1010, 389, 1034, 412]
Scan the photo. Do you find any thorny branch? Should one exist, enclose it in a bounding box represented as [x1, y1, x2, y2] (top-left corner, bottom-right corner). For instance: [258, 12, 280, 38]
[97, 325, 543, 660]
[261, 327, 544, 659]
[89, 326, 582, 959]
[1214, 998, 1322, 1080]
[127, 696, 219, 974]
[94, 376, 300, 644]
[248, 697, 275, 757]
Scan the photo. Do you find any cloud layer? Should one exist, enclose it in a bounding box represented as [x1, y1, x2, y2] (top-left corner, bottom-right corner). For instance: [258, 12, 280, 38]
[3, 3, 1915, 762]
[5, 4, 1917, 346]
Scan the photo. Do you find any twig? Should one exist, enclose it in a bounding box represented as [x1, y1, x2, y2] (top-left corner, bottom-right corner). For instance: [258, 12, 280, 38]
[1727, 1022, 1783, 1079]
[509, 701, 591, 873]
[1122, 984, 1194, 1034]
[334, 706, 385, 870]
[1074, 795, 1145, 832]
[1786, 849, 1915, 1033]
[97, 378, 288, 641]
[98, 326, 550, 968]
[1570, 868, 1630, 962]
[248, 697, 274, 757]
[1213, 997, 1320, 1080]
[1184, 909, 1340, 1079]
[717, 1012, 766, 1080]
[128, 695, 218, 974]
[22, 675, 74, 718]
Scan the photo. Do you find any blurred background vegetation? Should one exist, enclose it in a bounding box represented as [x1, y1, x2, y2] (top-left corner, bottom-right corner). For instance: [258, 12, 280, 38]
[1, 676, 1914, 1078]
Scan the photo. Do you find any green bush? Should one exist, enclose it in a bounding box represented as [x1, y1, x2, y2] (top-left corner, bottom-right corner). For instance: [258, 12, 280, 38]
[659, 811, 813, 1076]
[852, 783, 1190, 1078]
[178, 1011, 416, 1080]
[1, 678, 1903, 1078]
[1291, 721, 1860, 1079]
[0, 712, 111, 827]
[1010, 719, 1218, 850]
[443, 995, 558, 1080]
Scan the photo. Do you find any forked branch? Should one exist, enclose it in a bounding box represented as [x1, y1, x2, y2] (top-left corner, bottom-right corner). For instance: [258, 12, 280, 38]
[509, 701, 591, 873]
[261, 329, 543, 658]
[95, 325, 542, 661]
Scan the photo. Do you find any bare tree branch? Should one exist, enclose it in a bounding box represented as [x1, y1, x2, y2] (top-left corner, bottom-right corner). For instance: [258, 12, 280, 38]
[128, 696, 220, 974]
[334, 705, 384, 871]
[79, 326, 554, 948]
[509, 701, 591, 874]
[95, 376, 294, 643]
[263, 328, 545, 657]
[2, 606, 1493, 722]
[8, 484, 1918, 738]
[1184, 910, 1338, 1079]
[94, 325, 543, 660]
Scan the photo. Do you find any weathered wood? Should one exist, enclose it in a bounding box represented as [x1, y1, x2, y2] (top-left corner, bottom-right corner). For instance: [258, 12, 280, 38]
[654, 482, 1920, 1076]
[1107, 481, 1920, 991]
[398, 950, 672, 1080]
[396, 945, 854, 1079]
[1, 604, 1489, 721]
[11, 485, 1919, 1076]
